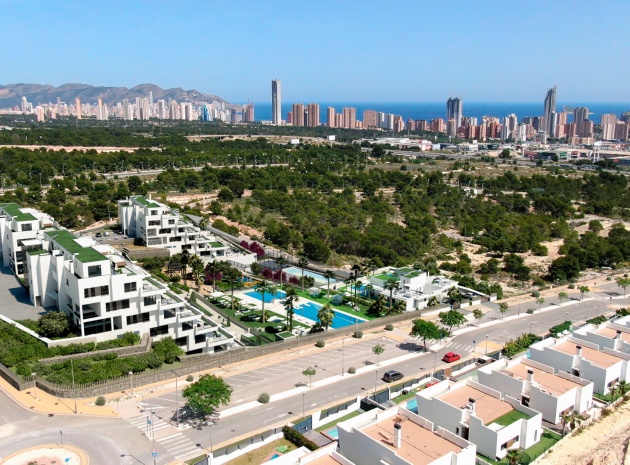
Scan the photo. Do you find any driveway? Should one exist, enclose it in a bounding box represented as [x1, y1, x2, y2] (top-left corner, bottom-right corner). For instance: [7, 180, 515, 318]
[0, 266, 46, 320]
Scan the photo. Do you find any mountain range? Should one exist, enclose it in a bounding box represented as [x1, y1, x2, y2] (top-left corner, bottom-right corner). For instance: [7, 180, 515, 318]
[0, 83, 230, 108]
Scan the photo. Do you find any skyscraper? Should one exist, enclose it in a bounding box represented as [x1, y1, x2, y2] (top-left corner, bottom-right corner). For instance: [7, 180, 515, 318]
[307, 103, 320, 127]
[75, 97, 82, 119]
[342, 107, 356, 129]
[543, 86, 557, 134]
[271, 80, 281, 125]
[242, 104, 255, 123]
[446, 97, 463, 136]
[327, 107, 336, 128]
[292, 103, 305, 126]
[363, 110, 378, 129]
[573, 107, 589, 123]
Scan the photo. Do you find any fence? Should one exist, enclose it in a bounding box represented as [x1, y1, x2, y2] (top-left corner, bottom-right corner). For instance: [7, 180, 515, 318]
[211, 426, 284, 460]
[37, 334, 151, 364]
[320, 399, 356, 421]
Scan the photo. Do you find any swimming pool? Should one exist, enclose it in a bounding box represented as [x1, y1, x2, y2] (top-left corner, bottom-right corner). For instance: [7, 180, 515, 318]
[283, 267, 337, 285]
[244, 289, 286, 302]
[293, 300, 364, 329]
[270, 453, 280, 460]
[326, 427, 339, 439]
[405, 398, 418, 414]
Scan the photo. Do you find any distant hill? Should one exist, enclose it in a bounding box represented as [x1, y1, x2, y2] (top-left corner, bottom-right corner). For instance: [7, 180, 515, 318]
[0, 83, 230, 108]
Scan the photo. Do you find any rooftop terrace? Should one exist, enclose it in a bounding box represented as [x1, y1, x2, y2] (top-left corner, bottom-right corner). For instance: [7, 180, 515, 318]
[501, 362, 582, 396]
[46, 229, 107, 264]
[135, 195, 160, 209]
[0, 203, 36, 222]
[555, 340, 623, 368]
[438, 384, 514, 426]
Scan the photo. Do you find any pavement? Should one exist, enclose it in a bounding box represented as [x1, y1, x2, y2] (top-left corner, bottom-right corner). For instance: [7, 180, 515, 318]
[0, 266, 47, 320]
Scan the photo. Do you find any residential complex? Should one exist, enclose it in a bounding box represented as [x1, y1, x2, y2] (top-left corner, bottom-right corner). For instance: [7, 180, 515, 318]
[118, 195, 256, 266]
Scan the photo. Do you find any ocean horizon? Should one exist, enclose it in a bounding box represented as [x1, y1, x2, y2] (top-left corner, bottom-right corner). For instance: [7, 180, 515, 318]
[242, 102, 630, 125]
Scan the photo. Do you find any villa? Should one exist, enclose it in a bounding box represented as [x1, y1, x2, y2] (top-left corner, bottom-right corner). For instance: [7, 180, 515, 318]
[572, 315, 630, 355]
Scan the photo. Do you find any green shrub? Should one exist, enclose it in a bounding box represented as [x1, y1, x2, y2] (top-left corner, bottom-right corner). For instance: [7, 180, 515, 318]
[385, 324, 394, 331]
[549, 321, 572, 336]
[502, 333, 540, 358]
[527, 309, 535, 314]
[531, 291, 540, 298]
[282, 426, 319, 451]
[353, 330, 363, 339]
[617, 308, 630, 317]
[315, 340, 325, 348]
[95, 396, 106, 406]
[15, 363, 32, 377]
[186, 375, 194, 382]
[258, 392, 270, 404]
[587, 315, 607, 325]
[347, 367, 356, 374]
[568, 284, 576, 289]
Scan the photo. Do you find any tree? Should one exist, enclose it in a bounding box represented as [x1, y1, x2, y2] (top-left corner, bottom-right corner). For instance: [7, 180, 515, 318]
[500, 148, 512, 160]
[617, 277, 630, 296]
[561, 411, 581, 436]
[198, 215, 209, 230]
[367, 295, 387, 317]
[283, 285, 299, 331]
[498, 302, 508, 320]
[427, 296, 440, 307]
[506, 448, 520, 465]
[189, 255, 204, 290]
[558, 291, 569, 302]
[182, 374, 232, 421]
[410, 319, 443, 351]
[180, 249, 191, 283]
[536, 296, 545, 310]
[438, 310, 466, 335]
[275, 256, 288, 287]
[206, 260, 220, 293]
[387, 301, 406, 316]
[317, 303, 335, 331]
[372, 344, 385, 365]
[384, 277, 400, 309]
[303, 235, 331, 262]
[152, 337, 184, 364]
[38, 311, 70, 338]
[447, 287, 462, 305]
[223, 268, 242, 313]
[578, 286, 590, 301]
[473, 309, 484, 326]
[297, 257, 309, 292]
[323, 269, 335, 299]
[255, 280, 275, 324]
[302, 366, 316, 387]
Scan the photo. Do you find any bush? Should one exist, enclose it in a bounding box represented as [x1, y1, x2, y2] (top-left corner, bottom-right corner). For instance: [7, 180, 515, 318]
[186, 375, 194, 382]
[587, 315, 607, 325]
[568, 284, 576, 289]
[502, 333, 540, 358]
[385, 324, 394, 331]
[258, 392, 270, 404]
[282, 426, 319, 451]
[347, 367, 356, 374]
[527, 309, 535, 314]
[549, 321, 571, 336]
[531, 291, 540, 298]
[95, 396, 106, 406]
[353, 330, 363, 339]
[315, 340, 325, 348]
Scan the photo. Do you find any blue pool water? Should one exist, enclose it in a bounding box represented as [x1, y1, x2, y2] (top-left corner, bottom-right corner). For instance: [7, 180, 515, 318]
[283, 266, 337, 285]
[270, 453, 280, 460]
[293, 301, 364, 329]
[244, 289, 286, 302]
[326, 427, 339, 439]
[406, 398, 418, 414]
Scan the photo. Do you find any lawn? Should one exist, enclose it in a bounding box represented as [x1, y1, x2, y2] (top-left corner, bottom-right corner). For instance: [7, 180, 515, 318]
[315, 410, 362, 432]
[392, 389, 419, 404]
[476, 429, 561, 464]
[295, 290, 375, 320]
[205, 296, 309, 330]
[224, 438, 295, 465]
[488, 409, 530, 427]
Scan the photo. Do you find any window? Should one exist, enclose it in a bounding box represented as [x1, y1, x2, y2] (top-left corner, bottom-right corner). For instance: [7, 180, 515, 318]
[150, 325, 169, 337]
[21, 223, 33, 232]
[87, 265, 101, 277]
[124, 282, 137, 293]
[168, 219, 175, 225]
[144, 296, 157, 306]
[126, 313, 150, 325]
[150, 210, 158, 215]
[106, 299, 131, 312]
[84, 285, 109, 298]
[66, 278, 69, 286]
[148, 220, 160, 226]
[101, 285, 109, 295]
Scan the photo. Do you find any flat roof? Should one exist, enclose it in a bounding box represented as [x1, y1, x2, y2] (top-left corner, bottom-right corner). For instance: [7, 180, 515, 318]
[501, 362, 581, 396]
[305, 456, 344, 465]
[0, 203, 37, 222]
[46, 229, 107, 264]
[555, 340, 623, 368]
[361, 416, 462, 465]
[134, 195, 160, 208]
[596, 327, 630, 343]
[438, 384, 513, 425]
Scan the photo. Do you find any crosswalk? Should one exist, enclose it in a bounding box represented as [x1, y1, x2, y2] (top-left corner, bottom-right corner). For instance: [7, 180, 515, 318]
[126, 414, 172, 436]
[156, 432, 201, 460]
[445, 341, 474, 352]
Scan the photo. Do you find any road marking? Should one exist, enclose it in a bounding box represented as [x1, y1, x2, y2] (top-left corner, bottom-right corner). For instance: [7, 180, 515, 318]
[156, 432, 200, 459]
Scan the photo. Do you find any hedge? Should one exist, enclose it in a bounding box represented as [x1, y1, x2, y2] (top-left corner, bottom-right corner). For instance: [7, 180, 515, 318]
[549, 321, 571, 336]
[282, 426, 319, 451]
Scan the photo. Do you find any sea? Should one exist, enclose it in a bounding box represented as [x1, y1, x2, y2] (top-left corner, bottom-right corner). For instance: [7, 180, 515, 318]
[246, 102, 630, 124]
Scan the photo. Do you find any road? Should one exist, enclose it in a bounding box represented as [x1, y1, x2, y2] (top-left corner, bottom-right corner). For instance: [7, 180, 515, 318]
[0, 280, 624, 464]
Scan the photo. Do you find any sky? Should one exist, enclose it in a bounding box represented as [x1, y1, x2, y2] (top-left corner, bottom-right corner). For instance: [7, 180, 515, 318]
[1, 1, 629, 104]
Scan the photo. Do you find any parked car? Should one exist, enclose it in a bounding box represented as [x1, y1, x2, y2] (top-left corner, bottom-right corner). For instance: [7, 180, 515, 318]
[95, 232, 103, 238]
[382, 370, 404, 383]
[442, 352, 461, 363]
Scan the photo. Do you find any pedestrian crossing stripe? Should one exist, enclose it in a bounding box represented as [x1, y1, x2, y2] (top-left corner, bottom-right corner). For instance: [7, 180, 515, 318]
[156, 433, 200, 459]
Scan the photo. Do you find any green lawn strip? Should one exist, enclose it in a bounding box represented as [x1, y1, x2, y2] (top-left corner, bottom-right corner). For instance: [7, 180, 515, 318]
[488, 409, 530, 427]
[315, 410, 362, 432]
[221, 438, 295, 465]
[594, 392, 613, 402]
[392, 389, 419, 403]
[294, 290, 375, 320]
[476, 429, 561, 464]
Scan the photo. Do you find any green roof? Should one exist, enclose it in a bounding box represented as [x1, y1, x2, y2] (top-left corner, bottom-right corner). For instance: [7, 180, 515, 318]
[46, 229, 107, 264]
[405, 271, 422, 278]
[26, 248, 49, 256]
[488, 409, 530, 427]
[135, 196, 160, 208]
[0, 203, 37, 222]
[397, 267, 414, 273]
[210, 241, 225, 248]
[373, 273, 392, 281]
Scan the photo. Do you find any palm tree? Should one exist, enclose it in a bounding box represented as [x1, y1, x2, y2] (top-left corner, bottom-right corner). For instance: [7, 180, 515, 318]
[618, 380, 629, 398]
[351, 264, 362, 302]
[224, 268, 242, 313]
[283, 285, 299, 331]
[297, 257, 309, 292]
[386, 300, 405, 316]
[384, 277, 400, 309]
[206, 260, 220, 293]
[198, 215, 209, 230]
[345, 272, 357, 305]
[561, 411, 581, 435]
[255, 280, 275, 324]
[323, 270, 335, 299]
[189, 255, 204, 291]
[506, 448, 520, 465]
[274, 256, 287, 287]
[180, 249, 191, 284]
[317, 303, 335, 331]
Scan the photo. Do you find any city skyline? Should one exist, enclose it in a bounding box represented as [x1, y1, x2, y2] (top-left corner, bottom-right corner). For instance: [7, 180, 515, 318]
[1, 1, 629, 103]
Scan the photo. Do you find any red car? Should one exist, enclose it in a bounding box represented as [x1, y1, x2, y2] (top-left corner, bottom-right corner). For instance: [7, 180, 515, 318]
[442, 352, 461, 363]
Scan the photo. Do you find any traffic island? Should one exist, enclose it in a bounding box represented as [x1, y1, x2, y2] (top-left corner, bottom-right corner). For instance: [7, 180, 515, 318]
[0, 444, 88, 465]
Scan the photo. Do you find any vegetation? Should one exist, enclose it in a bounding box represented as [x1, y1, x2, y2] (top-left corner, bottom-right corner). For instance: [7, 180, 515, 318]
[372, 343, 385, 365]
[549, 321, 572, 337]
[502, 333, 541, 358]
[410, 319, 447, 351]
[182, 374, 232, 421]
[95, 396, 106, 406]
[258, 392, 270, 404]
[282, 426, 319, 451]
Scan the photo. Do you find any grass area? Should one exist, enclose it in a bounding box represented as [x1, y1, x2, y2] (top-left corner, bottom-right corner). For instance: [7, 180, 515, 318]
[315, 410, 362, 432]
[206, 295, 309, 330]
[476, 430, 561, 464]
[224, 438, 295, 465]
[295, 290, 375, 320]
[488, 409, 530, 427]
[594, 391, 613, 402]
[392, 389, 419, 404]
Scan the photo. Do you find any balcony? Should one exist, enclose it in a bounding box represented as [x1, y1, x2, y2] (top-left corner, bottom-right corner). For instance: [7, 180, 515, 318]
[176, 309, 197, 324]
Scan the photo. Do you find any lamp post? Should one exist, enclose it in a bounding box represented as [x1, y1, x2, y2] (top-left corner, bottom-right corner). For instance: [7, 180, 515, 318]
[374, 369, 379, 396]
[129, 371, 133, 396]
[71, 359, 77, 414]
[566, 311, 569, 323]
[171, 370, 180, 429]
[530, 322, 533, 334]
[341, 337, 345, 377]
[31, 373, 37, 400]
[485, 335, 489, 355]
[432, 351, 437, 378]
[302, 392, 305, 419]
[60, 430, 63, 451]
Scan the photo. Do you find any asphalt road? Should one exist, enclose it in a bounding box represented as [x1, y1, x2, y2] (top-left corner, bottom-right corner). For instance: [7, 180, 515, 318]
[0, 280, 624, 465]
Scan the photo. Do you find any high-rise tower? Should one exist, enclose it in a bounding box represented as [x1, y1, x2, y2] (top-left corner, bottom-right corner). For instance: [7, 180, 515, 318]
[543, 86, 557, 134]
[446, 97, 463, 136]
[271, 80, 281, 125]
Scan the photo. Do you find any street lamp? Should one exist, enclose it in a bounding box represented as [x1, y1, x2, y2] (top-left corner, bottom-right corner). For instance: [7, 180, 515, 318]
[341, 337, 345, 377]
[302, 392, 305, 419]
[171, 369, 180, 428]
[485, 335, 489, 355]
[529, 322, 533, 334]
[70, 359, 77, 414]
[432, 351, 437, 378]
[60, 430, 63, 451]
[566, 311, 569, 323]
[31, 372, 37, 401]
[129, 371, 133, 396]
[374, 369, 379, 396]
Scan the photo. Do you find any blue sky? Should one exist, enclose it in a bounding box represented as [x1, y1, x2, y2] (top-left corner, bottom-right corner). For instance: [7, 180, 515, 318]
[1, 1, 628, 103]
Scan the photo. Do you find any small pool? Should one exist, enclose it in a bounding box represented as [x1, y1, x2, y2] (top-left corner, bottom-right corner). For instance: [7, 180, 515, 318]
[244, 289, 286, 302]
[283, 266, 337, 285]
[326, 427, 339, 439]
[405, 398, 418, 414]
[269, 453, 280, 460]
[293, 301, 364, 329]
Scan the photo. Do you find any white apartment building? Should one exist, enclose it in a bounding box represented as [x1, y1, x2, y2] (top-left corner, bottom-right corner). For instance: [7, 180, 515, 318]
[416, 380, 542, 461]
[477, 357, 593, 424]
[572, 315, 630, 355]
[0, 203, 55, 277]
[528, 335, 630, 396]
[337, 405, 476, 465]
[118, 196, 256, 266]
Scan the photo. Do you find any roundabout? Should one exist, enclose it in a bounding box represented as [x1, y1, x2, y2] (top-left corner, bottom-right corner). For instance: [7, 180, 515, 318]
[0, 444, 87, 465]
